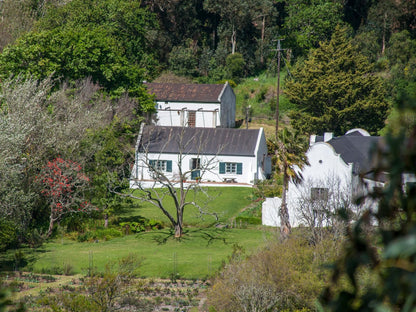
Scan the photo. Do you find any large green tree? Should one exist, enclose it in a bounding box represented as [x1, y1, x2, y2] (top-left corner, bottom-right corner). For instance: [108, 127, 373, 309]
[286, 25, 390, 136]
[0, 0, 157, 110]
[277, 0, 344, 57]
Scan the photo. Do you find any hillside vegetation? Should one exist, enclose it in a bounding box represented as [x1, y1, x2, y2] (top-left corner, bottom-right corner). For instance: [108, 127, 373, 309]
[0, 0, 415, 311]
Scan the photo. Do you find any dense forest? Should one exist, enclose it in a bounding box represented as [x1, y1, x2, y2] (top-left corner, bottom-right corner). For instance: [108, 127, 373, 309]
[1, 0, 416, 310]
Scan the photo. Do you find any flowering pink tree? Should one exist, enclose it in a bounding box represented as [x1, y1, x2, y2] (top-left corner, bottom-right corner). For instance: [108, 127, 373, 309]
[36, 158, 95, 237]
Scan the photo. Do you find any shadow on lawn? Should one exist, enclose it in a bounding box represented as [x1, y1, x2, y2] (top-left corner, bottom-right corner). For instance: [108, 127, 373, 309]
[0, 246, 47, 272]
[136, 226, 231, 246]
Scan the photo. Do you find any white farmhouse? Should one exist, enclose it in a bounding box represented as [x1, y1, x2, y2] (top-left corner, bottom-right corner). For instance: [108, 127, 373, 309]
[130, 125, 271, 188]
[286, 128, 383, 226]
[263, 129, 389, 228]
[145, 82, 236, 128]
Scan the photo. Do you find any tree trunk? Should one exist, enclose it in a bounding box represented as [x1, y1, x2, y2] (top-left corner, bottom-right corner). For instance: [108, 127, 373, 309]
[104, 213, 109, 228]
[260, 15, 265, 65]
[231, 25, 236, 54]
[381, 12, 387, 56]
[279, 171, 291, 239]
[174, 224, 182, 238]
[47, 216, 55, 238]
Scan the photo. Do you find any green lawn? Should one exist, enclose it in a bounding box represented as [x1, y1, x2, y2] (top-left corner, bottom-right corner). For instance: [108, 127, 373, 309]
[122, 187, 254, 226]
[3, 187, 274, 279]
[25, 228, 275, 279]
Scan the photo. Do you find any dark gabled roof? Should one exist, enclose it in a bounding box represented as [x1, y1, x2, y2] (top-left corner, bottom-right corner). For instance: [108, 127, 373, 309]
[145, 83, 226, 103]
[138, 126, 260, 157]
[327, 134, 381, 175]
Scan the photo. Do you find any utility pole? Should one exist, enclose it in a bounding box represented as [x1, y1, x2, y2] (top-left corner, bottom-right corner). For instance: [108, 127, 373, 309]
[273, 39, 285, 139]
[245, 105, 251, 129]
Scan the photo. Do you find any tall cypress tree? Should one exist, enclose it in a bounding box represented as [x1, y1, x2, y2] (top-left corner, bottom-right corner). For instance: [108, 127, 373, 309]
[286, 25, 390, 136]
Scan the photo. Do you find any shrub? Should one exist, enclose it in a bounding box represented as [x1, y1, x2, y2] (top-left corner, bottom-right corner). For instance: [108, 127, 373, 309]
[0, 219, 17, 251]
[226, 53, 246, 79]
[254, 177, 282, 198]
[208, 235, 336, 311]
[235, 216, 261, 225]
[119, 217, 163, 235]
[77, 228, 123, 242]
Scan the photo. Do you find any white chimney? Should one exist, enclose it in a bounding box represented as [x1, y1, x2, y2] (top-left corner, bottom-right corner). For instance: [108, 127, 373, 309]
[324, 132, 333, 142]
[310, 135, 316, 146]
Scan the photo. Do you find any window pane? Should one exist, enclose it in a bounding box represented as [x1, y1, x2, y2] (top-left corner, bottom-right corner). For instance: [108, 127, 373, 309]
[311, 188, 328, 201]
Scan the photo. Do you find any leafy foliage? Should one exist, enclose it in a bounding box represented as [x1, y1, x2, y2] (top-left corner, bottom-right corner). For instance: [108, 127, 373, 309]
[226, 52, 246, 80]
[0, 76, 125, 245]
[286, 25, 390, 135]
[36, 158, 95, 237]
[0, 0, 158, 107]
[320, 92, 416, 310]
[278, 0, 344, 57]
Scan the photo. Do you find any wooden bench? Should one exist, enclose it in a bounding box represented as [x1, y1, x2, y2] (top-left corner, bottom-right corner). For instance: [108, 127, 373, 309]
[223, 178, 236, 183]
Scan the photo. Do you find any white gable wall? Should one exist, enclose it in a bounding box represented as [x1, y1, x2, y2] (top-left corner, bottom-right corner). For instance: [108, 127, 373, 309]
[219, 84, 236, 128]
[254, 128, 271, 180]
[156, 101, 221, 128]
[287, 142, 354, 226]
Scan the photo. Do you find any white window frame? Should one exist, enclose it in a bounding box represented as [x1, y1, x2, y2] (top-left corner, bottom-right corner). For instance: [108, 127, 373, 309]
[225, 162, 237, 174]
[311, 187, 329, 201]
[149, 159, 171, 172]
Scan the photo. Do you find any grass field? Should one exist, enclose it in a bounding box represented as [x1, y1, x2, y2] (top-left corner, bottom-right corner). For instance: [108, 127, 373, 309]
[18, 227, 275, 279]
[0, 187, 276, 280]
[123, 187, 255, 226]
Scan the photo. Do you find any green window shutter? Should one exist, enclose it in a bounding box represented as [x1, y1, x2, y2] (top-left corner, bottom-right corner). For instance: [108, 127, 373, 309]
[237, 163, 243, 175]
[166, 160, 172, 172]
[149, 160, 156, 169]
[219, 162, 225, 174]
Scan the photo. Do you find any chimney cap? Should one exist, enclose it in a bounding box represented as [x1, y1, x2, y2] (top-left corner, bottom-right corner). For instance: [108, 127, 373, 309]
[324, 132, 333, 142]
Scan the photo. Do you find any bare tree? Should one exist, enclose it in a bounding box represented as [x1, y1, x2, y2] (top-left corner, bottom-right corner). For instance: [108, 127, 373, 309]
[294, 174, 364, 245]
[126, 126, 222, 238]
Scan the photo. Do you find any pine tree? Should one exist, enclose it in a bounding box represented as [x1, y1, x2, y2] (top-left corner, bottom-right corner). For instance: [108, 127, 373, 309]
[286, 25, 390, 136]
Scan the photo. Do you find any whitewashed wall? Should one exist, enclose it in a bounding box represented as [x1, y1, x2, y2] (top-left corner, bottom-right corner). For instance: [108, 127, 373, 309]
[255, 128, 271, 180]
[154, 84, 236, 128]
[131, 153, 261, 186]
[288, 142, 353, 200]
[155, 101, 221, 128]
[286, 142, 353, 225]
[261, 197, 302, 227]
